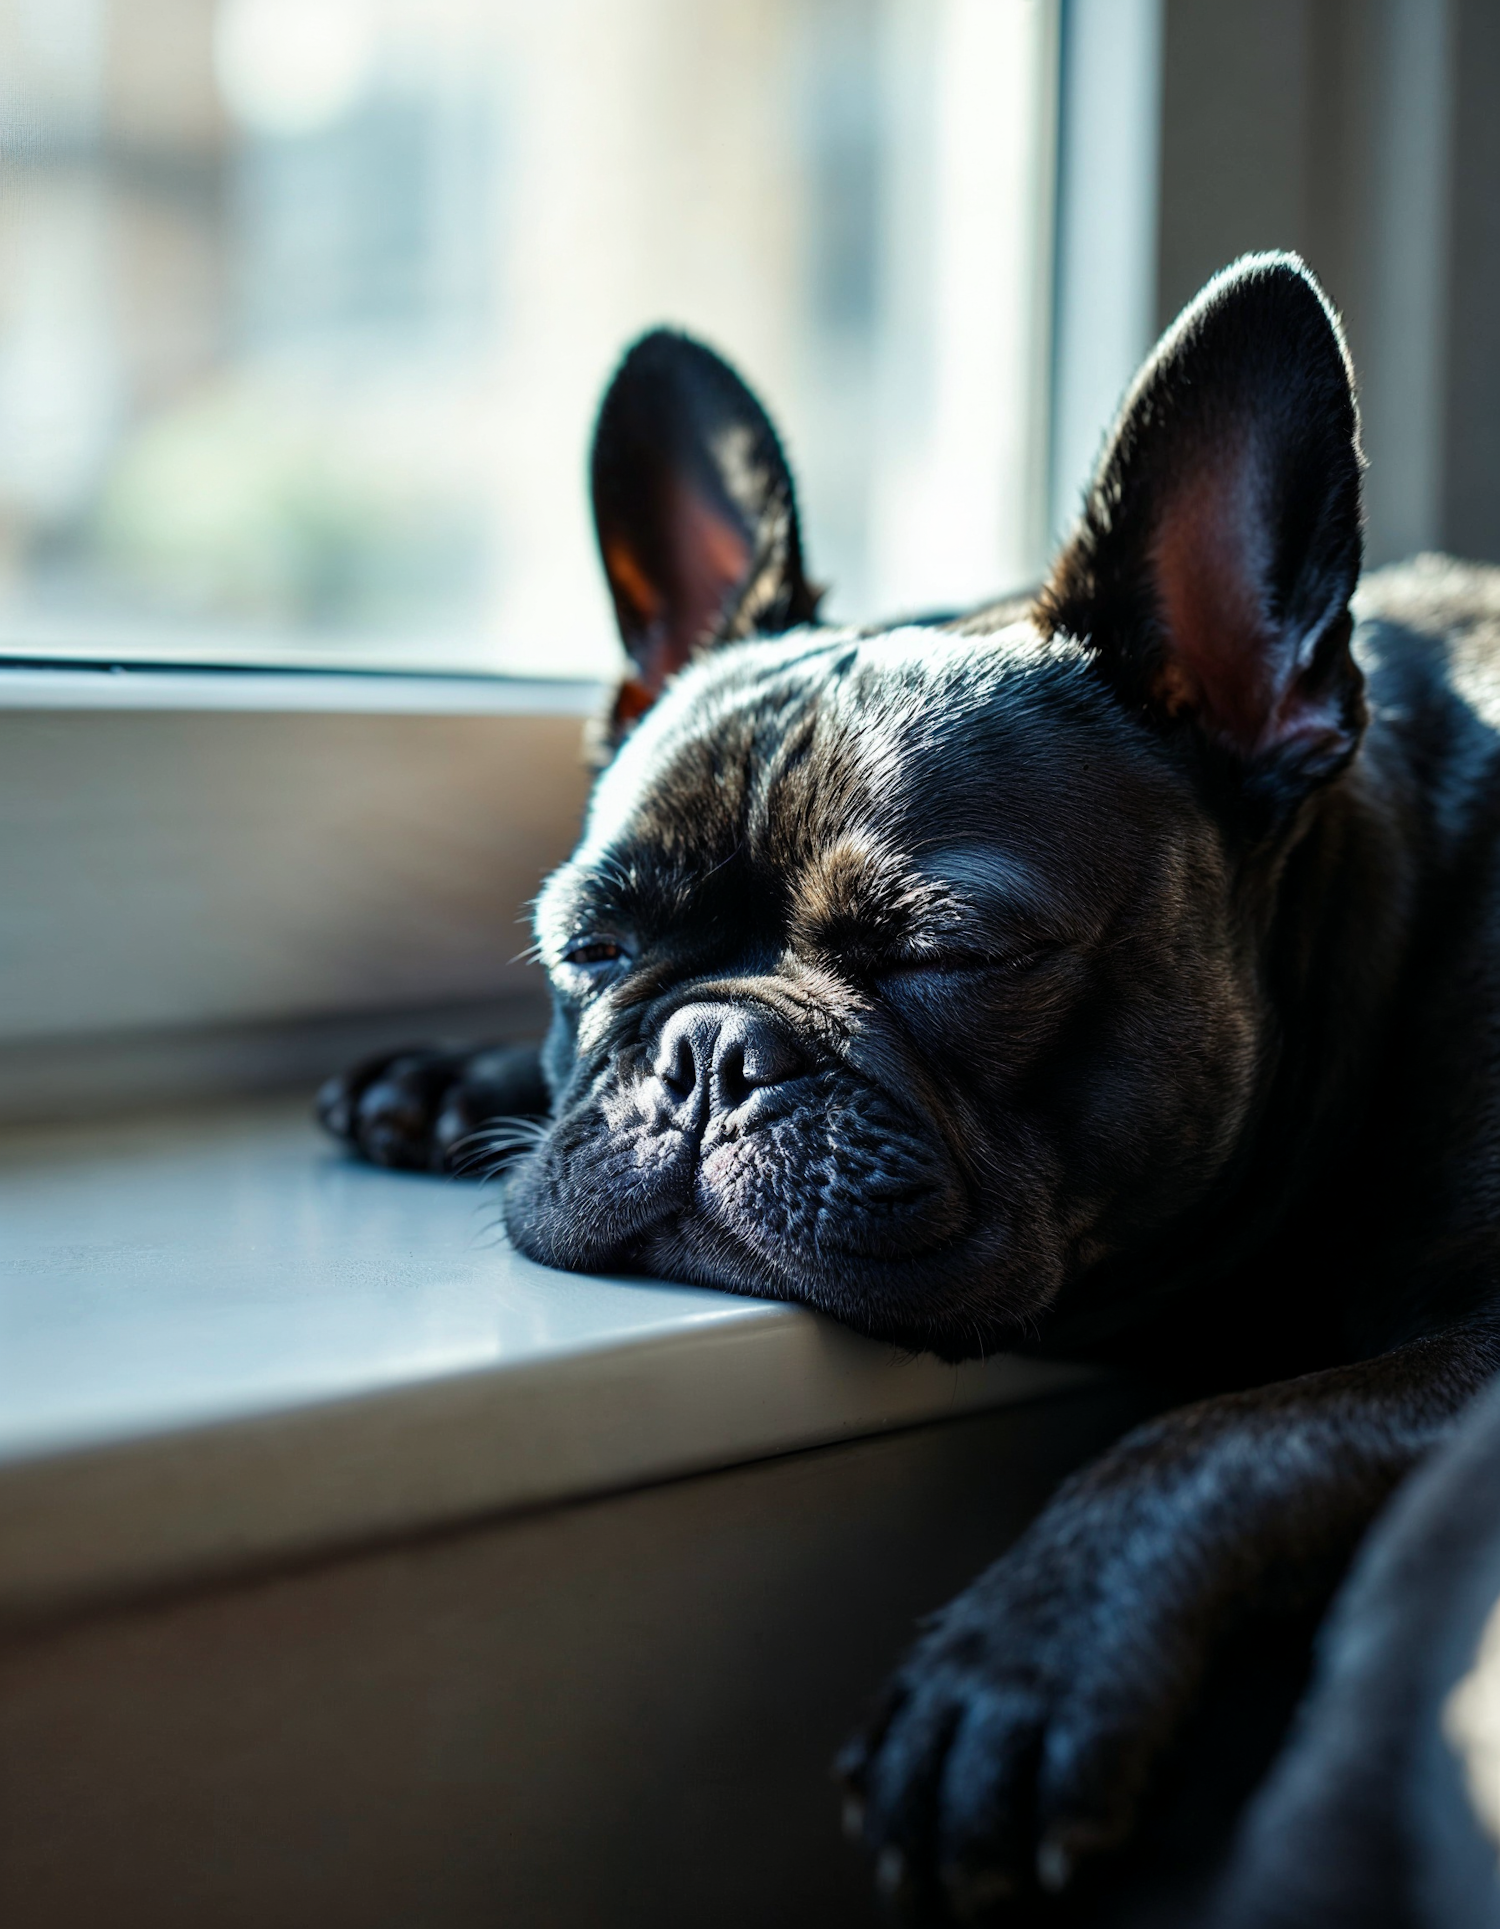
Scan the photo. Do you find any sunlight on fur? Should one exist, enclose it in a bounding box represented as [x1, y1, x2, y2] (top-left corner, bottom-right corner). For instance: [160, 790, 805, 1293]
[1443, 1594, 1500, 1844]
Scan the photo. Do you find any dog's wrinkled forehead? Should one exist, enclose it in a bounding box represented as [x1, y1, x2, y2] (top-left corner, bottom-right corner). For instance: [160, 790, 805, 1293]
[540, 621, 1163, 958]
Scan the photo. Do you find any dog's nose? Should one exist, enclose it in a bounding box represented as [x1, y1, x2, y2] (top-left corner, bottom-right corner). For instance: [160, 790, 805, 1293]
[652, 1003, 804, 1117]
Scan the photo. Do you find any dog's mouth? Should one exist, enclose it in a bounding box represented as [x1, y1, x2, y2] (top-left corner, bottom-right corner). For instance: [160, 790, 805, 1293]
[498, 1071, 1087, 1361]
[500, 1071, 971, 1306]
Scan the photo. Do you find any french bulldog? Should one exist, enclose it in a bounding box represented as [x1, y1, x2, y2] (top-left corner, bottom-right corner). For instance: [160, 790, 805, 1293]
[320, 253, 1500, 1924]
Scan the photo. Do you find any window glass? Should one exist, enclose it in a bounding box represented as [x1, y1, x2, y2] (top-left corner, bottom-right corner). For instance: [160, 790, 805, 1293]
[0, 0, 1055, 677]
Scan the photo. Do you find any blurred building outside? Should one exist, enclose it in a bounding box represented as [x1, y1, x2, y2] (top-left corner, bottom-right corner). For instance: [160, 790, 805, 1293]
[0, 0, 1056, 679]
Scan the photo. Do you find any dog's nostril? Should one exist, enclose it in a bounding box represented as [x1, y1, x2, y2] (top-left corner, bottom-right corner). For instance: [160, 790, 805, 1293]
[656, 1031, 698, 1100]
[713, 1017, 803, 1109]
[715, 1039, 752, 1109]
[739, 1026, 803, 1087]
[652, 1004, 804, 1116]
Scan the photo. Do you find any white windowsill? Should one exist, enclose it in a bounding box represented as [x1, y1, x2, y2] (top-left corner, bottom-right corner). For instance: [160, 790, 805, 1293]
[0, 1100, 1095, 1622]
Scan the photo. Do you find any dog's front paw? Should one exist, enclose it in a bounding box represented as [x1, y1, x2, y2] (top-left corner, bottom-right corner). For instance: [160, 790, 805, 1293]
[316, 1041, 548, 1173]
[839, 1536, 1196, 1922]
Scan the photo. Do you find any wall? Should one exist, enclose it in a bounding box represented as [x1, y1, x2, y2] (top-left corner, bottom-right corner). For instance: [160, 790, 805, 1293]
[1152, 0, 1500, 571]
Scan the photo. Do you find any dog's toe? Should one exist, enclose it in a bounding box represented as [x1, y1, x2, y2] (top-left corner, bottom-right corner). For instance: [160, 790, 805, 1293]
[317, 1044, 466, 1171]
[933, 1689, 1049, 1915]
[847, 1668, 1054, 1922]
[353, 1058, 447, 1169]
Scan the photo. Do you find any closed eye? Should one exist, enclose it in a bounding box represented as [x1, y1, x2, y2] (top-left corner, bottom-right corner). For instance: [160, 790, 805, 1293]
[555, 937, 635, 996]
[564, 939, 629, 967]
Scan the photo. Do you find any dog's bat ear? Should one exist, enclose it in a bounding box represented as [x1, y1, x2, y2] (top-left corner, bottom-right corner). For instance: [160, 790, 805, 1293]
[590, 330, 821, 736]
[1038, 252, 1365, 805]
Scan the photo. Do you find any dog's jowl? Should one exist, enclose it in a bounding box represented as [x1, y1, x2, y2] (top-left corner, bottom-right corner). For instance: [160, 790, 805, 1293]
[321, 255, 1500, 1923]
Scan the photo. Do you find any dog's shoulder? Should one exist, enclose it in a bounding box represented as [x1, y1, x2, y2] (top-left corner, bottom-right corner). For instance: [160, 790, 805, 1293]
[1350, 557, 1500, 878]
[1356, 551, 1500, 635]
[1356, 554, 1500, 726]
[1342, 560, 1500, 1307]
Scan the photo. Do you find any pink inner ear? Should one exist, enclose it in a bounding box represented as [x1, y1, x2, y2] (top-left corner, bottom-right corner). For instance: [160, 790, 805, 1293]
[1149, 451, 1289, 754]
[602, 483, 751, 701]
[661, 479, 751, 667]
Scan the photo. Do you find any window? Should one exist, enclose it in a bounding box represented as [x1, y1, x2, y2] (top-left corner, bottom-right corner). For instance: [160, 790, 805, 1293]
[0, 0, 1057, 679]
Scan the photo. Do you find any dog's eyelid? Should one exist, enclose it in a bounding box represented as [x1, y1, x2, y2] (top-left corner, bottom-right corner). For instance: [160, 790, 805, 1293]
[556, 933, 635, 975]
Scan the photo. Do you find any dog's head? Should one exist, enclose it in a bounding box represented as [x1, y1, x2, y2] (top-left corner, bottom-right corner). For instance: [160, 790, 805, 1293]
[503, 254, 1366, 1359]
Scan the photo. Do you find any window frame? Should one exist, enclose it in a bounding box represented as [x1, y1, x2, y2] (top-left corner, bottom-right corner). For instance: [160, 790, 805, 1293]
[0, 660, 601, 1124]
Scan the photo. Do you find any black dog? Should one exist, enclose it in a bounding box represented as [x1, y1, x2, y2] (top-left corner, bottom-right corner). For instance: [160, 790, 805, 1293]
[321, 253, 1500, 1922]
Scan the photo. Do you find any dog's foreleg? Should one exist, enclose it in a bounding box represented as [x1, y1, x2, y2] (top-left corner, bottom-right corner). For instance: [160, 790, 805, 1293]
[839, 1322, 1500, 1920]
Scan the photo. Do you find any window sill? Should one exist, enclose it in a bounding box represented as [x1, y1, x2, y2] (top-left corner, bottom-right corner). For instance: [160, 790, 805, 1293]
[0, 1099, 1095, 1624]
